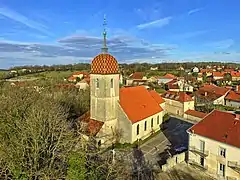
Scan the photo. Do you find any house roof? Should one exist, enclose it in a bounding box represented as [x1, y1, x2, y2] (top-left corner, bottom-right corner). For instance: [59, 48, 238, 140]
[198, 84, 229, 96]
[149, 90, 165, 104]
[129, 72, 144, 79]
[189, 110, 240, 148]
[225, 90, 240, 102]
[68, 76, 76, 81]
[119, 86, 163, 123]
[161, 91, 193, 103]
[213, 72, 225, 77]
[163, 73, 176, 79]
[77, 111, 104, 136]
[195, 84, 229, 101]
[231, 71, 240, 77]
[185, 109, 208, 118]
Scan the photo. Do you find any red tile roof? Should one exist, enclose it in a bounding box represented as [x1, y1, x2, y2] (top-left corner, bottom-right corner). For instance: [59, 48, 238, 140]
[149, 90, 165, 104]
[213, 72, 225, 77]
[68, 76, 76, 81]
[91, 54, 119, 74]
[129, 72, 144, 79]
[189, 110, 240, 148]
[198, 84, 229, 96]
[185, 109, 208, 118]
[119, 86, 163, 123]
[78, 111, 104, 136]
[231, 71, 240, 77]
[196, 84, 229, 101]
[163, 73, 176, 79]
[225, 90, 240, 102]
[161, 91, 193, 102]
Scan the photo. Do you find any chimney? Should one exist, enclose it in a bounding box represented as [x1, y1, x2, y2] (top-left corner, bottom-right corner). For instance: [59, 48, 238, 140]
[205, 92, 208, 96]
[235, 113, 240, 120]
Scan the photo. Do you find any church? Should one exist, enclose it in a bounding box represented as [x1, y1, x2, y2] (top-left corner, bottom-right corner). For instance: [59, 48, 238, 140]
[79, 17, 165, 146]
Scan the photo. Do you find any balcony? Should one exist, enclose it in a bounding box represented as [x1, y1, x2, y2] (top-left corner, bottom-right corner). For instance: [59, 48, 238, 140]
[226, 176, 238, 180]
[189, 146, 209, 157]
[188, 159, 208, 171]
[228, 161, 240, 173]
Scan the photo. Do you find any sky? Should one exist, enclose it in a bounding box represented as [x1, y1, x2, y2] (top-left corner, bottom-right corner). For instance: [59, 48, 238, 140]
[0, 0, 240, 68]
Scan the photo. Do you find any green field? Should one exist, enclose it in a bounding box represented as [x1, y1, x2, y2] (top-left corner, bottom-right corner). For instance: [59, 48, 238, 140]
[11, 71, 81, 81]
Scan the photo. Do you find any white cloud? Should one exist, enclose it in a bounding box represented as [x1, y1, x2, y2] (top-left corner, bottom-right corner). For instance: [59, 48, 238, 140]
[137, 16, 172, 29]
[188, 8, 203, 15]
[172, 30, 210, 39]
[0, 7, 51, 35]
[0, 33, 176, 68]
[205, 39, 234, 49]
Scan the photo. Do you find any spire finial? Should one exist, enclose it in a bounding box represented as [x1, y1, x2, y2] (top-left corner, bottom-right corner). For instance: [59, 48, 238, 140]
[101, 14, 108, 53]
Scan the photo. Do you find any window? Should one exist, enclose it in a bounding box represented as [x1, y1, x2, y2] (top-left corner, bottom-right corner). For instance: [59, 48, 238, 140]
[199, 140, 205, 152]
[151, 118, 153, 127]
[219, 147, 226, 158]
[111, 78, 113, 88]
[157, 116, 159, 124]
[96, 78, 99, 88]
[136, 124, 139, 135]
[144, 121, 147, 131]
[219, 163, 225, 177]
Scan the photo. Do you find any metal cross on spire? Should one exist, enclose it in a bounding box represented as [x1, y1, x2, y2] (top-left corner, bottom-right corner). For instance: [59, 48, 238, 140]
[101, 14, 108, 53]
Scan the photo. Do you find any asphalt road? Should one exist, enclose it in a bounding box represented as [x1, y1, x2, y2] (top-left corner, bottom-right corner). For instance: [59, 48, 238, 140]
[127, 117, 194, 166]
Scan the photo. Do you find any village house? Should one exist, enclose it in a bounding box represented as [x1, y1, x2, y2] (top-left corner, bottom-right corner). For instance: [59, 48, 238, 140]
[167, 79, 194, 92]
[231, 71, 240, 81]
[193, 67, 200, 73]
[126, 72, 147, 86]
[213, 72, 225, 81]
[187, 110, 240, 180]
[78, 27, 165, 146]
[161, 91, 194, 117]
[150, 66, 158, 71]
[225, 90, 240, 109]
[157, 73, 176, 85]
[195, 84, 230, 106]
[67, 72, 89, 82]
[75, 77, 90, 90]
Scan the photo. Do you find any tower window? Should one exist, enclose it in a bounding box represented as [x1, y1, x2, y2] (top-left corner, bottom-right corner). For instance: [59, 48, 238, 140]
[157, 116, 159, 124]
[151, 118, 153, 127]
[96, 78, 99, 88]
[111, 78, 113, 88]
[136, 124, 139, 135]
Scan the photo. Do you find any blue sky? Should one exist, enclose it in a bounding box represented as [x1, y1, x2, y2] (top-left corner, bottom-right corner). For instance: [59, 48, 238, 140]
[0, 0, 240, 68]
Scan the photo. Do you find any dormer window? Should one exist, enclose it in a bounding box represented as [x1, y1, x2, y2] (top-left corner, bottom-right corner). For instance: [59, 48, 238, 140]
[96, 78, 99, 88]
[111, 78, 113, 88]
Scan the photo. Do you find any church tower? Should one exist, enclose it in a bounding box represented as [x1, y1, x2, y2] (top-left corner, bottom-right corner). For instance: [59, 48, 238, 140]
[90, 15, 119, 133]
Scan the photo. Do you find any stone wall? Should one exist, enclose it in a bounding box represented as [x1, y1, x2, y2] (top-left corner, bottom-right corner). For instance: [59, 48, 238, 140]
[162, 152, 186, 172]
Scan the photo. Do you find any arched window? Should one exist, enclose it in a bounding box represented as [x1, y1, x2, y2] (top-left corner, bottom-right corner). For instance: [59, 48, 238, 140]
[111, 78, 113, 88]
[157, 115, 159, 124]
[151, 118, 153, 127]
[136, 124, 139, 135]
[96, 78, 99, 88]
[144, 121, 147, 131]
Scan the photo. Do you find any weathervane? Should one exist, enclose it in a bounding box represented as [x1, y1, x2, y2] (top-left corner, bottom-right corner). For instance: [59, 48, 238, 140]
[101, 14, 108, 53]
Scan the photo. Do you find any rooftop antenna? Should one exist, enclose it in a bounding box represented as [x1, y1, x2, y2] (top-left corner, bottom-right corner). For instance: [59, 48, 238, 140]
[101, 14, 108, 53]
